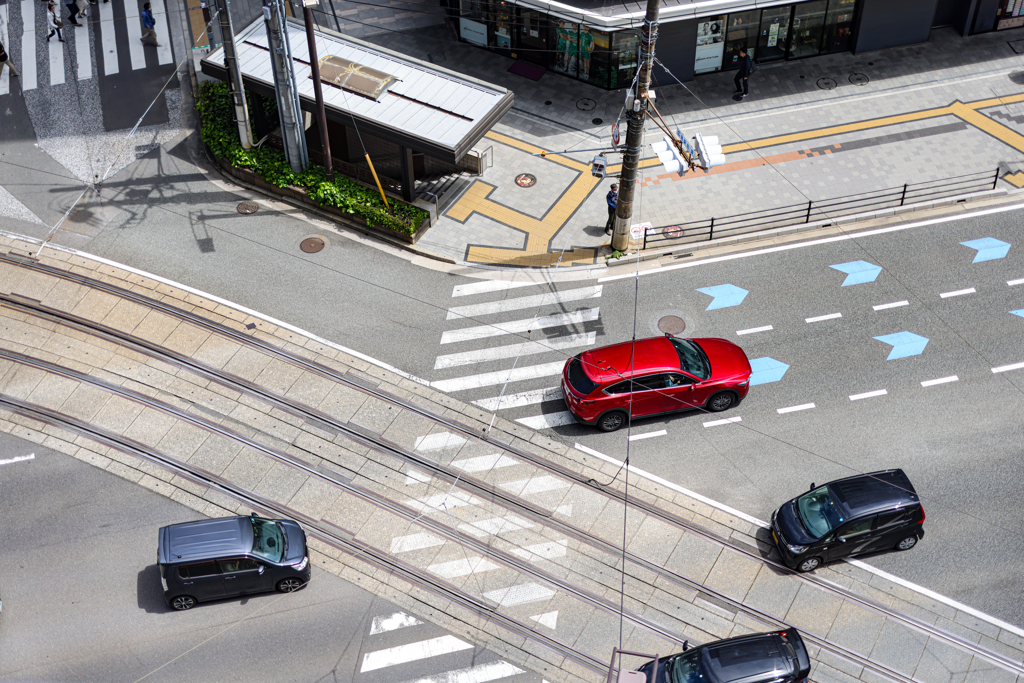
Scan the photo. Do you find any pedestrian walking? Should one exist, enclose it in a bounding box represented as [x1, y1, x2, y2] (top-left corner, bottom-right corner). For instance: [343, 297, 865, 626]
[46, 3, 66, 42]
[605, 183, 618, 236]
[733, 48, 754, 98]
[140, 2, 161, 47]
[65, 0, 83, 27]
[0, 39, 19, 78]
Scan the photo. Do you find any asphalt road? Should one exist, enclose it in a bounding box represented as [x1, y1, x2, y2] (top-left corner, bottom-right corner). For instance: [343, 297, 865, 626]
[0, 432, 539, 683]
[59, 140, 1024, 626]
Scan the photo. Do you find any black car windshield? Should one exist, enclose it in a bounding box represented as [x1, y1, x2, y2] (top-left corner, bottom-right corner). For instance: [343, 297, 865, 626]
[670, 339, 711, 380]
[669, 650, 705, 683]
[796, 486, 844, 539]
[251, 517, 286, 562]
[567, 356, 600, 395]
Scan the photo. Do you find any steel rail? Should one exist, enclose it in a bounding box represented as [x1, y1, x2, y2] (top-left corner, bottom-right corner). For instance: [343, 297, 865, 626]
[3, 254, 1023, 677]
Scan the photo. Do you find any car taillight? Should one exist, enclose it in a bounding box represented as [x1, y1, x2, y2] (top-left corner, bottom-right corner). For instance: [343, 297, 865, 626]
[917, 507, 925, 524]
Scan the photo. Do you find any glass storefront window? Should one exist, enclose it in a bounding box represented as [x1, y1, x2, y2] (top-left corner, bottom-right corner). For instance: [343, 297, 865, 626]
[553, 21, 580, 78]
[996, 0, 1024, 29]
[821, 0, 855, 52]
[580, 26, 611, 88]
[493, 1, 513, 49]
[724, 11, 759, 69]
[517, 9, 550, 66]
[757, 5, 791, 62]
[788, 0, 827, 59]
[611, 31, 639, 89]
[694, 16, 725, 74]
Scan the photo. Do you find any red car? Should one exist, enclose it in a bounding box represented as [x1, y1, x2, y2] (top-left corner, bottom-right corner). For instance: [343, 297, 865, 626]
[561, 336, 752, 432]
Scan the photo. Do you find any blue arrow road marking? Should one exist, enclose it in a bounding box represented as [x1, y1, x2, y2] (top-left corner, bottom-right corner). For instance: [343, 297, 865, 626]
[960, 238, 1010, 263]
[830, 260, 883, 286]
[696, 284, 749, 311]
[749, 357, 789, 385]
[1012, 309, 1024, 319]
[873, 332, 929, 360]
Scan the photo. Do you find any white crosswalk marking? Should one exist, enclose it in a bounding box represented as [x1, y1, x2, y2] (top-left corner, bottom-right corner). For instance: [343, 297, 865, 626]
[75, 17, 91, 80]
[98, 0, 118, 76]
[428, 556, 501, 578]
[482, 583, 555, 607]
[152, 0, 171, 64]
[124, 0, 146, 69]
[370, 612, 423, 634]
[21, 0, 37, 90]
[452, 279, 546, 297]
[48, 22, 64, 86]
[450, 453, 519, 472]
[441, 308, 599, 345]
[360, 635, 474, 672]
[434, 332, 595, 370]
[432, 361, 564, 393]
[515, 412, 576, 429]
[397, 660, 524, 683]
[0, 5, 9, 95]
[473, 386, 562, 411]
[446, 286, 602, 320]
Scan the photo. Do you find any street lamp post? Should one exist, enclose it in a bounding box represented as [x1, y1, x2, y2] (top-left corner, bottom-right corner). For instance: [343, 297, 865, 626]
[612, 0, 659, 252]
[302, 0, 334, 181]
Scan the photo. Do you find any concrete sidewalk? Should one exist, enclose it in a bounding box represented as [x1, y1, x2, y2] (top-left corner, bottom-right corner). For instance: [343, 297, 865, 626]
[361, 24, 1024, 268]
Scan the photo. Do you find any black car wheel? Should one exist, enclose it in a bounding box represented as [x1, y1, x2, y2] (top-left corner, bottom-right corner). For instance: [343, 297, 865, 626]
[597, 411, 627, 432]
[796, 556, 822, 573]
[895, 536, 918, 551]
[277, 578, 303, 593]
[171, 595, 196, 611]
[706, 391, 736, 412]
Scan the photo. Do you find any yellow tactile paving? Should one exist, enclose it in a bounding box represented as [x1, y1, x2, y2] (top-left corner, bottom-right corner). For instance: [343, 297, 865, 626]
[460, 92, 1024, 266]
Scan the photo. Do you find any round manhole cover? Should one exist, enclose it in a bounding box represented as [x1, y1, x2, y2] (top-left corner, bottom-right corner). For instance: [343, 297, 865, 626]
[817, 78, 838, 90]
[576, 98, 597, 111]
[515, 173, 537, 188]
[237, 200, 259, 214]
[592, 118, 603, 125]
[663, 225, 683, 239]
[658, 315, 687, 336]
[300, 237, 325, 253]
[849, 73, 869, 86]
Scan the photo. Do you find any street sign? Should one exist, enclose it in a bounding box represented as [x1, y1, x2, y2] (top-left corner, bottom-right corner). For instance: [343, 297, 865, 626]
[611, 123, 621, 146]
[630, 222, 650, 239]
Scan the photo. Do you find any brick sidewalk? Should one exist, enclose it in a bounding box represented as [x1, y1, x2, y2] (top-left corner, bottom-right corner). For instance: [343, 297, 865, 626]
[363, 25, 1024, 268]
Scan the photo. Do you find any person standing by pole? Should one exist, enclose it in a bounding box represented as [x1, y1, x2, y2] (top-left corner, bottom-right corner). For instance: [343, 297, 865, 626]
[604, 183, 618, 236]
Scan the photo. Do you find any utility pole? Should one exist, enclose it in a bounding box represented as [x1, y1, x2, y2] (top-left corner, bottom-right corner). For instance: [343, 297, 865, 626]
[264, 0, 308, 173]
[612, 0, 658, 252]
[213, 0, 253, 149]
[301, 0, 333, 181]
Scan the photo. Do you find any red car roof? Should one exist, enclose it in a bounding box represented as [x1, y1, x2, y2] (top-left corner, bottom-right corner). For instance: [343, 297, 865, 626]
[578, 337, 681, 384]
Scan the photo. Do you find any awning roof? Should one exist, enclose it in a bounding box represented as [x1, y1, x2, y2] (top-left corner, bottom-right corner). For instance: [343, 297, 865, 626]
[201, 17, 514, 163]
[496, 0, 805, 27]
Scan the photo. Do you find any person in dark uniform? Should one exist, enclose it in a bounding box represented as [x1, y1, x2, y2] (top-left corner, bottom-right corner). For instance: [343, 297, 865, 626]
[733, 48, 753, 98]
[605, 183, 618, 236]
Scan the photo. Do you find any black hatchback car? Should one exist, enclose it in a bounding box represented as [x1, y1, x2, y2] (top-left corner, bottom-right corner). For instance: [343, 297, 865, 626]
[639, 630, 810, 683]
[158, 514, 311, 610]
[771, 469, 925, 573]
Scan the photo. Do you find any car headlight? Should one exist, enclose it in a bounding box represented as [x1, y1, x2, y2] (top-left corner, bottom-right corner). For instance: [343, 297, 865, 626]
[786, 543, 808, 554]
[737, 378, 750, 387]
[293, 556, 309, 571]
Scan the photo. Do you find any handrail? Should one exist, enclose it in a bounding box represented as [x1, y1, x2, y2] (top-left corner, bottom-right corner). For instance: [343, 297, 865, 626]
[643, 168, 1000, 249]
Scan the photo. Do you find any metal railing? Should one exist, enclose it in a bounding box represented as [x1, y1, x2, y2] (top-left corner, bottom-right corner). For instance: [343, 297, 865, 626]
[642, 168, 1000, 250]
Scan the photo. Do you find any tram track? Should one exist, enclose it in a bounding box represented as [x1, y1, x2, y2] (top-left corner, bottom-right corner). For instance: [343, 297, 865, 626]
[2, 251, 1023, 680]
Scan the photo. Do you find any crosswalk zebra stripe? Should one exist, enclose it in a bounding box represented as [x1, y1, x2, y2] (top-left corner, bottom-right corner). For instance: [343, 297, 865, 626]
[458, 514, 533, 537]
[360, 635, 474, 672]
[482, 583, 555, 607]
[473, 386, 562, 411]
[452, 279, 546, 297]
[75, 19, 91, 80]
[98, 0, 118, 75]
[445, 286, 602, 321]
[390, 532, 444, 553]
[21, 0, 37, 91]
[440, 308, 599, 345]
[0, 5, 9, 96]
[124, 0, 146, 70]
[511, 539, 568, 561]
[450, 453, 519, 472]
[152, 0, 172, 64]
[370, 612, 423, 635]
[514, 412, 576, 429]
[48, 26, 64, 86]
[396, 659, 524, 683]
[498, 475, 570, 496]
[431, 361, 564, 393]
[428, 556, 501, 578]
[433, 332, 594, 370]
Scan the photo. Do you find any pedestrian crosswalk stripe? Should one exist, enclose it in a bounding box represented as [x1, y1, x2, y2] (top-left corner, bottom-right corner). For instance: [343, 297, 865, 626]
[390, 532, 445, 553]
[446, 286, 603, 321]
[482, 583, 555, 607]
[440, 308, 599, 345]
[428, 556, 501, 578]
[360, 635, 474, 672]
[414, 432, 467, 452]
[473, 386, 562, 411]
[433, 332, 595, 370]
[20, 0, 37, 91]
[431, 361, 565, 393]
[511, 540, 568, 561]
[48, 28, 64, 86]
[458, 514, 533, 537]
[452, 279, 546, 297]
[0, 5, 10, 96]
[528, 611, 559, 629]
[514, 412, 576, 429]
[75, 18, 91, 81]
[124, 0, 147, 70]
[498, 475, 570, 496]
[153, 0, 172, 64]
[450, 453, 520, 472]
[396, 659, 524, 683]
[370, 612, 423, 635]
[98, 0, 118, 76]
[406, 491, 480, 513]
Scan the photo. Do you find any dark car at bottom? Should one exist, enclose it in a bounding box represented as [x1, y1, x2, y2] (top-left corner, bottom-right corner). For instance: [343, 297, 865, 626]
[771, 468, 925, 573]
[158, 513, 311, 610]
[639, 630, 811, 683]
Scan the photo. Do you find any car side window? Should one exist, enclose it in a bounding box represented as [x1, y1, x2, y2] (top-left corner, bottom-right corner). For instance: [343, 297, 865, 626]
[837, 516, 875, 540]
[876, 508, 913, 529]
[604, 380, 633, 395]
[220, 558, 260, 573]
[664, 373, 694, 387]
[633, 374, 669, 391]
[179, 561, 220, 578]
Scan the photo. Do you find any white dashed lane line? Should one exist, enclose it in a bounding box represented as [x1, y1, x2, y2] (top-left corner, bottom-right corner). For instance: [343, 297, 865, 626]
[873, 300, 909, 311]
[704, 416, 742, 428]
[850, 389, 887, 401]
[737, 325, 773, 335]
[921, 375, 958, 387]
[940, 287, 976, 298]
[805, 312, 842, 323]
[1008, 278, 1024, 287]
[992, 361, 1024, 374]
[777, 403, 815, 414]
[629, 429, 666, 441]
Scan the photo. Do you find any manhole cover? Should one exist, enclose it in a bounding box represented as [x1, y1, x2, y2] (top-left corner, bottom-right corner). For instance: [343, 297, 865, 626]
[1010, 71, 1024, 85]
[576, 98, 597, 111]
[849, 73, 869, 86]
[515, 173, 537, 188]
[237, 200, 259, 214]
[300, 237, 325, 253]
[657, 315, 687, 336]
[663, 225, 683, 239]
[592, 118, 603, 125]
[817, 78, 838, 90]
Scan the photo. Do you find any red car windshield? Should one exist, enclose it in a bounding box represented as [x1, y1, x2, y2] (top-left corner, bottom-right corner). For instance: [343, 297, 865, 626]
[567, 356, 599, 395]
[670, 339, 711, 380]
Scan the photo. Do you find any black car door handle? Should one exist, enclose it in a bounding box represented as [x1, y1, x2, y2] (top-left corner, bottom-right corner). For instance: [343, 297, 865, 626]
[224, 576, 236, 580]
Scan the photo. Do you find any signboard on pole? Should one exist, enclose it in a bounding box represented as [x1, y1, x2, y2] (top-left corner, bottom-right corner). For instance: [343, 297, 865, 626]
[630, 222, 650, 239]
[611, 122, 621, 146]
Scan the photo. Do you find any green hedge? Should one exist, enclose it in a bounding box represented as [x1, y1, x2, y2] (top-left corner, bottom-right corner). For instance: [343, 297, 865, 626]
[195, 81, 428, 236]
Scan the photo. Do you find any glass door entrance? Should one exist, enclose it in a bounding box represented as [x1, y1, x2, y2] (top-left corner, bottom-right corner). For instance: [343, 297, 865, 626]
[757, 6, 791, 62]
[787, 0, 827, 59]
